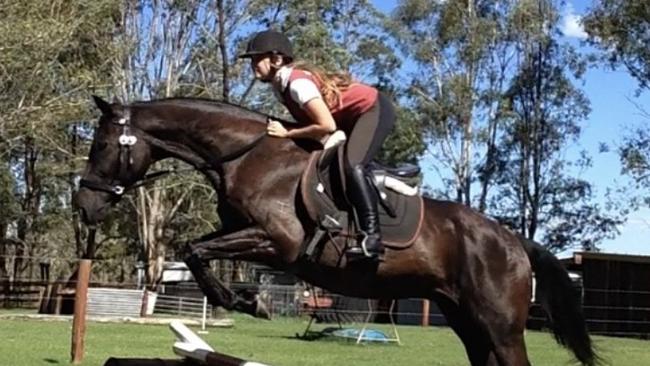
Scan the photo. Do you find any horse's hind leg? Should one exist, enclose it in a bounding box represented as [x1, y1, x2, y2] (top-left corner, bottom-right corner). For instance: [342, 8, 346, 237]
[437, 294, 530, 366]
[483, 296, 531, 365]
[476, 278, 532, 365]
[435, 296, 499, 366]
[492, 334, 529, 366]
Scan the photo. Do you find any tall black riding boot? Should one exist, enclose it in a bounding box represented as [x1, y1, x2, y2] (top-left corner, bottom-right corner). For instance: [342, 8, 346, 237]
[346, 165, 384, 259]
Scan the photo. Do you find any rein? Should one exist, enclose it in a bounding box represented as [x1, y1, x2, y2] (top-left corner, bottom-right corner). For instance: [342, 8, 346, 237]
[79, 110, 266, 197]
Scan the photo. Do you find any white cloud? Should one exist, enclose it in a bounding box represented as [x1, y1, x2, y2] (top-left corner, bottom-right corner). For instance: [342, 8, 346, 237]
[561, 4, 588, 39]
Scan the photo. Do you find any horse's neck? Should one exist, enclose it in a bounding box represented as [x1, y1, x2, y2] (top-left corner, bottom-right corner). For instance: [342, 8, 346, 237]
[142, 104, 308, 202]
[196, 120, 265, 155]
[139, 104, 266, 163]
[137, 102, 310, 198]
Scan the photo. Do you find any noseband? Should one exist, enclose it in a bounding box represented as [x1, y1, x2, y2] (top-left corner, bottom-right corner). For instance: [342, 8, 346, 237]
[79, 109, 266, 197]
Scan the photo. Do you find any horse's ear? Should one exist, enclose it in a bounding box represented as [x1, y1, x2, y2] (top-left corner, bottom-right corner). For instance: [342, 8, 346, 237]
[92, 95, 114, 116]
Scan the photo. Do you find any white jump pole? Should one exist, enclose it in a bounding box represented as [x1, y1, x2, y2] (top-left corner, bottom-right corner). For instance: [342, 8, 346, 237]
[198, 296, 208, 334]
[169, 321, 271, 366]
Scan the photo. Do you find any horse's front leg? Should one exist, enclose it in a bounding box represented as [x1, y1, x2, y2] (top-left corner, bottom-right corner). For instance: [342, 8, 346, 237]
[183, 226, 275, 319]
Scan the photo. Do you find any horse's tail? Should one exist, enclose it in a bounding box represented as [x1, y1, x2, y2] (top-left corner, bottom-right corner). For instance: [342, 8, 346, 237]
[520, 238, 599, 366]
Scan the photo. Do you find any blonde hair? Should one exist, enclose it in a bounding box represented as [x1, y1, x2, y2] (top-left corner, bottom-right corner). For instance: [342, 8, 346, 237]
[289, 61, 355, 109]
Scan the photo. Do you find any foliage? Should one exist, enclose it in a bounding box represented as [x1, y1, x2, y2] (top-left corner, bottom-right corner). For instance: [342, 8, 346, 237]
[0, 0, 121, 278]
[391, 0, 622, 251]
[583, 0, 650, 90]
[392, 0, 522, 206]
[0, 0, 420, 284]
[487, 0, 623, 251]
[617, 112, 650, 208]
[584, 1, 650, 223]
[0, 0, 631, 280]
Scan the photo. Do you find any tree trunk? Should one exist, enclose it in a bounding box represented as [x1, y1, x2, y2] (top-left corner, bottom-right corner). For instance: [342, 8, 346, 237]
[217, 0, 229, 101]
[15, 137, 40, 279]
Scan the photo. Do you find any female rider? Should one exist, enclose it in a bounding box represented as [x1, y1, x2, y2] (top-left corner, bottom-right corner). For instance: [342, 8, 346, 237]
[239, 30, 395, 260]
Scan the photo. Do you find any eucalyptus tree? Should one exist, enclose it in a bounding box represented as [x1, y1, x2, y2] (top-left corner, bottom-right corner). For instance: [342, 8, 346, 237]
[0, 0, 120, 279]
[584, 0, 650, 90]
[487, 0, 622, 251]
[393, 0, 520, 207]
[110, 0, 244, 285]
[392, 0, 621, 251]
[584, 0, 650, 217]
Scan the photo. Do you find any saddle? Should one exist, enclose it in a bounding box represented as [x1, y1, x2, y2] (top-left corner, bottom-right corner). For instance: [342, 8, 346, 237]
[299, 132, 424, 260]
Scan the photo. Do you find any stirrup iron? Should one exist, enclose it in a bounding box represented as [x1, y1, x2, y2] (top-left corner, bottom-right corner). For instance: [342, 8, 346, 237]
[346, 231, 377, 259]
[359, 231, 372, 257]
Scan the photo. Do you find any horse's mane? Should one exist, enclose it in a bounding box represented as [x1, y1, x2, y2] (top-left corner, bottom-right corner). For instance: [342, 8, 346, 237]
[130, 97, 319, 152]
[131, 97, 290, 124]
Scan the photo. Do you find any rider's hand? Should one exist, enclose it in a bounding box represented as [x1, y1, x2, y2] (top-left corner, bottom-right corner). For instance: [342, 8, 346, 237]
[267, 119, 289, 138]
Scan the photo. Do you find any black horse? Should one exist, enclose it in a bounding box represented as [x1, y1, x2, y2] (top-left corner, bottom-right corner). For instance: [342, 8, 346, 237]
[74, 96, 597, 366]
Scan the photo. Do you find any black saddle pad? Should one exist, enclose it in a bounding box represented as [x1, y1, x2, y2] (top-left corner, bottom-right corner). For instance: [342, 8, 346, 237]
[300, 146, 423, 248]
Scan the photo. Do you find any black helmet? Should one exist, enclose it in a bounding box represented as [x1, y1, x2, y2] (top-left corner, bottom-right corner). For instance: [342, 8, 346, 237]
[238, 30, 293, 60]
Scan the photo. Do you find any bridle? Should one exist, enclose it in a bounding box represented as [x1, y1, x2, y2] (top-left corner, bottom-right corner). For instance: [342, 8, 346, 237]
[79, 110, 139, 196]
[79, 109, 266, 197]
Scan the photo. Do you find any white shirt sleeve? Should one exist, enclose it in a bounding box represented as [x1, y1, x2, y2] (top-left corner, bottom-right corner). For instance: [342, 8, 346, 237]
[288, 79, 322, 108]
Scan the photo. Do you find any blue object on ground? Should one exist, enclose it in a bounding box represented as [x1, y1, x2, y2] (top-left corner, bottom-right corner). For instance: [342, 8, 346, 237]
[331, 328, 391, 343]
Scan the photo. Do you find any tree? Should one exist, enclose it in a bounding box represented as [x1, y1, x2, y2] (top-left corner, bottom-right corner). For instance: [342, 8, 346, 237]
[584, 0, 650, 221]
[584, 1, 650, 188]
[0, 1, 480, 283]
[583, 0, 650, 90]
[391, 0, 622, 252]
[487, 0, 622, 251]
[0, 0, 121, 279]
[393, 0, 520, 207]
[109, 0, 237, 286]
[0, 163, 18, 279]
[616, 105, 650, 209]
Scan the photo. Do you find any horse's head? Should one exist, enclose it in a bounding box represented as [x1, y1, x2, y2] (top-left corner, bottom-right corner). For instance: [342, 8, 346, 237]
[74, 96, 154, 225]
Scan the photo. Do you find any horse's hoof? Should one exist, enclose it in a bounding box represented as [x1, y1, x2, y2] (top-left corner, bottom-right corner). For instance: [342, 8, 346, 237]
[254, 298, 272, 320]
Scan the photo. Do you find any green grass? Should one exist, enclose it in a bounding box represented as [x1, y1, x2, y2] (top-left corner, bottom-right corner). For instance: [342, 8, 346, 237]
[1, 313, 649, 365]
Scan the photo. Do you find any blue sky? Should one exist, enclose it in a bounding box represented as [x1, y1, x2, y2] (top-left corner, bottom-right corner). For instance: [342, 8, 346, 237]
[372, 0, 650, 257]
[558, 1, 650, 256]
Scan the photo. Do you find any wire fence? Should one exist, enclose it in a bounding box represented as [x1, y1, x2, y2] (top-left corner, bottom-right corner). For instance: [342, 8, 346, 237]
[0, 255, 263, 287]
[154, 294, 212, 318]
[2, 258, 650, 338]
[4, 278, 649, 338]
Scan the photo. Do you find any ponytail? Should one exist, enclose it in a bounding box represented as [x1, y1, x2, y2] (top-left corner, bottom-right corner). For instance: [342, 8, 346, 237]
[289, 61, 354, 109]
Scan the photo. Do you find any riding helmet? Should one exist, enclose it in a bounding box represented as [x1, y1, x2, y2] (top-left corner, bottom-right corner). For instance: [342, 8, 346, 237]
[238, 30, 294, 60]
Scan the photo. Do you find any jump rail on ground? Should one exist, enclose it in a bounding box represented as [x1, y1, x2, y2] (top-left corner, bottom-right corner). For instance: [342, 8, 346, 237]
[104, 320, 271, 366]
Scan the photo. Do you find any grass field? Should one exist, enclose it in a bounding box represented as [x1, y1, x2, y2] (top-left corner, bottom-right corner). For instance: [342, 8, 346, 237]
[2, 313, 650, 366]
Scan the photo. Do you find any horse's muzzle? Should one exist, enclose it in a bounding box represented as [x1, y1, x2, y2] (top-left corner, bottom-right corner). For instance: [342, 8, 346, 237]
[73, 187, 112, 225]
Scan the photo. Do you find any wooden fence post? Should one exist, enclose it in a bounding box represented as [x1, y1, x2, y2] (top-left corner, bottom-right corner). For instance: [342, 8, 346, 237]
[71, 259, 92, 364]
[421, 299, 430, 327]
